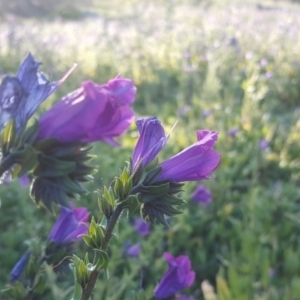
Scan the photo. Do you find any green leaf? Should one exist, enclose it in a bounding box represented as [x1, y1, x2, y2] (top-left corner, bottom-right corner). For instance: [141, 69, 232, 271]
[71, 281, 82, 300]
[1, 120, 16, 156]
[94, 249, 109, 270]
[143, 166, 162, 185]
[21, 120, 40, 145]
[33, 274, 46, 294]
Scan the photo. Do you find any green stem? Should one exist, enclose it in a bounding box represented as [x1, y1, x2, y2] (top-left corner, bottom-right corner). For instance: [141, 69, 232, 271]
[80, 205, 123, 300]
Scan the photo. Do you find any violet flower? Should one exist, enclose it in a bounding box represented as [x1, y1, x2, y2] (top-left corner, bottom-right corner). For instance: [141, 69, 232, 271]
[124, 241, 141, 257]
[228, 127, 239, 137]
[191, 185, 212, 205]
[48, 203, 89, 244]
[10, 251, 31, 283]
[19, 174, 31, 188]
[0, 53, 74, 131]
[153, 252, 195, 299]
[133, 218, 151, 236]
[158, 130, 220, 182]
[178, 295, 195, 300]
[38, 76, 136, 146]
[202, 109, 212, 117]
[132, 117, 168, 171]
[258, 139, 269, 150]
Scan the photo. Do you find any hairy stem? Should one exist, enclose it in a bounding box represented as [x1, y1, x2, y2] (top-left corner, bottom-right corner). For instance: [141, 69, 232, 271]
[80, 205, 123, 300]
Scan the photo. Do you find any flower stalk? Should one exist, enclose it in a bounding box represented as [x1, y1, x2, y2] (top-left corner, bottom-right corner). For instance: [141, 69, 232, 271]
[80, 205, 124, 300]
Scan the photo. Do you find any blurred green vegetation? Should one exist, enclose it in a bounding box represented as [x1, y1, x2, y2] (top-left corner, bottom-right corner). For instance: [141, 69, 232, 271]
[1, 0, 300, 299]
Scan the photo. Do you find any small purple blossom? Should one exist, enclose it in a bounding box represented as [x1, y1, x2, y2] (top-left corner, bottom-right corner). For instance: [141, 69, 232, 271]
[178, 105, 191, 116]
[48, 203, 89, 244]
[229, 37, 238, 47]
[260, 58, 268, 67]
[124, 241, 141, 257]
[228, 127, 239, 137]
[258, 139, 269, 150]
[202, 109, 212, 117]
[133, 218, 151, 236]
[132, 117, 168, 171]
[19, 174, 30, 188]
[38, 76, 136, 146]
[10, 251, 31, 283]
[269, 268, 276, 277]
[192, 185, 212, 205]
[158, 130, 220, 182]
[177, 295, 195, 300]
[183, 50, 191, 58]
[153, 252, 195, 299]
[264, 71, 273, 80]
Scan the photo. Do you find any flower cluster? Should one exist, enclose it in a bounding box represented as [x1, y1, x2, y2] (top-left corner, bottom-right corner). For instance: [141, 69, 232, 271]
[131, 117, 221, 224]
[10, 203, 89, 282]
[3, 53, 221, 300]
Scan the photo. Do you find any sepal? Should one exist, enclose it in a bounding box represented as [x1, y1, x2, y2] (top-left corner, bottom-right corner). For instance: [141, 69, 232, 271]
[94, 249, 109, 272]
[97, 187, 115, 220]
[130, 158, 144, 186]
[81, 217, 105, 249]
[72, 254, 91, 290]
[30, 177, 70, 211]
[114, 165, 133, 200]
[117, 195, 139, 216]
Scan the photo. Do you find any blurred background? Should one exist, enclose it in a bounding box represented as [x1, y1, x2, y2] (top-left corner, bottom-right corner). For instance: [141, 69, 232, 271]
[0, 0, 300, 299]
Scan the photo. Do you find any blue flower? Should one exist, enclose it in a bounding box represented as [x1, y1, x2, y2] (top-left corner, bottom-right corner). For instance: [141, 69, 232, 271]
[0, 53, 75, 131]
[132, 117, 168, 172]
[10, 251, 31, 283]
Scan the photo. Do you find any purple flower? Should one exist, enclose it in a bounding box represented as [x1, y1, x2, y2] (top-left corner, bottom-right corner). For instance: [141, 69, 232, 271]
[264, 71, 273, 80]
[177, 295, 195, 300]
[191, 185, 212, 205]
[178, 105, 191, 116]
[132, 117, 168, 171]
[260, 58, 268, 67]
[202, 110, 212, 117]
[10, 251, 31, 283]
[153, 252, 195, 299]
[0, 53, 74, 131]
[158, 130, 220, 182]
[183, 50, 191, 58]
[38, 76, 136, 146]
[258, 139, 269, 150]
[124, 241, 141, 257]
[133, 218, 150, 236]
[269, 268, 276, 277]
[19, 174, 31, 188]
[228, 127, 239, 137]
[48, 203, 89, 244]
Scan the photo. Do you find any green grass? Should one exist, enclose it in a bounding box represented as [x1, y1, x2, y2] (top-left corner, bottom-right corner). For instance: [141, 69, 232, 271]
[0, 0, 300, 299]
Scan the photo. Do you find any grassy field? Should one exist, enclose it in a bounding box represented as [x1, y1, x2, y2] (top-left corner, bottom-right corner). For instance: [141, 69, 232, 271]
[1, 0, 300, 299]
